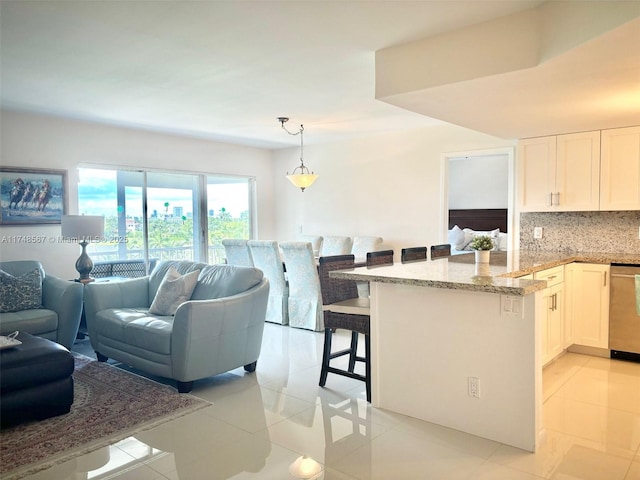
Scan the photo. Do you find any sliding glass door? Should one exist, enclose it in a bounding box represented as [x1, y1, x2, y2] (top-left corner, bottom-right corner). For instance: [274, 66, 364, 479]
[78, 167, 254, 266]
[207, 176, 253, 264]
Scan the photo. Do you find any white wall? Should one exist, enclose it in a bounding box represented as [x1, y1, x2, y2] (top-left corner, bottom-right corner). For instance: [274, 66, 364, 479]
[0, 110, 275, 278]
[1, 111, 516, 274]
[272, 123, 515, 256]
[448, 155, 509, 209]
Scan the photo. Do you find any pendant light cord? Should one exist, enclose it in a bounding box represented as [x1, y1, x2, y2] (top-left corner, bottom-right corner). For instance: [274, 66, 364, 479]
[278, 118, 305, 166]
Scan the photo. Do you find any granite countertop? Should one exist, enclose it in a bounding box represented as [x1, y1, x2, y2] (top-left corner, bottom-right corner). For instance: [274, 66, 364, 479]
[330, 250, 640, 296]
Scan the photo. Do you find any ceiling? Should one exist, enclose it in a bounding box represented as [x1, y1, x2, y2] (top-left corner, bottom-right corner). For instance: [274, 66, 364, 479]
[1, 1, 637, 150]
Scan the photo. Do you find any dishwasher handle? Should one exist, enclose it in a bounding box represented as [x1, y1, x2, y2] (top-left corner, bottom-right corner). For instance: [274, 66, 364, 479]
[611, 273, 639, 279]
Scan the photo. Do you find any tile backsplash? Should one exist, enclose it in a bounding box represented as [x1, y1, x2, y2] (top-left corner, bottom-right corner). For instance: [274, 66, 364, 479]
[520, 211, 640, 253]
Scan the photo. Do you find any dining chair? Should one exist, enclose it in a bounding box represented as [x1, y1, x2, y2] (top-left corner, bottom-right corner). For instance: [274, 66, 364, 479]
[430, 244, 452, 259]
[350, 236, 383, 297]
[279, 242, 323, 331]
[301, 235, 323, 257]
[401, 246, 428, 263]
[221, 239, 254, 267]
[248, 240, 289, 325]
[351, 236, 383, 262]
[366, 249, 394, 267]
[317, 254, 371, 402]
[320, 236, 353, 257]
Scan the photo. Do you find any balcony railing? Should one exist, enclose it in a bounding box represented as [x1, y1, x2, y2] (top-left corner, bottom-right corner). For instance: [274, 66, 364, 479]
[88, 245, 227, 265]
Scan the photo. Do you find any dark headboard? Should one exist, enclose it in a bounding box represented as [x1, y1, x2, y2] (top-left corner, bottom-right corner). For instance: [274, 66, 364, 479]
[448, 209, 508, 233]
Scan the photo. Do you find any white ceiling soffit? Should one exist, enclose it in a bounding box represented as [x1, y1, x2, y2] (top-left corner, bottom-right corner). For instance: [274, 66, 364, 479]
[0, 0, 546, 149]
[376, 1, 640, 140]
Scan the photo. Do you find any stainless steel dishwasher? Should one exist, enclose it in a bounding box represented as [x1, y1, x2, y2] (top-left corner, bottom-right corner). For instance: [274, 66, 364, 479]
[610, 264, 640, 362]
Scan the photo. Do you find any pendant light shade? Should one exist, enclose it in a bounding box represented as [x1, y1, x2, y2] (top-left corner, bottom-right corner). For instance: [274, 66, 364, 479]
[286, 169, 319, 191]
[278, 117, 318, 192]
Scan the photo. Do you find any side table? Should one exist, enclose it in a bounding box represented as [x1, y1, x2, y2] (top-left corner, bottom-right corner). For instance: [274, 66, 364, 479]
[75, 276, 126, 339]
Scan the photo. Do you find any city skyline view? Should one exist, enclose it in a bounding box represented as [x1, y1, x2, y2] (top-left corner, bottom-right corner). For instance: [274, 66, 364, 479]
[78, 168, 250, 219]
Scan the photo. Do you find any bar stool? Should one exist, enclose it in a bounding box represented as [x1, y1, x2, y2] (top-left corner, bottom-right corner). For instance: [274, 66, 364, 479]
[317, 255, 371, 402]
[366, 249, 394, 267]
[430, 244, 452, 259]
[401, 246, 427, 263]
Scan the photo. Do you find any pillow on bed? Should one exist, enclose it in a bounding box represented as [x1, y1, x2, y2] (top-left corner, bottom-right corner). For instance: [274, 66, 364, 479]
[448, 225, 466, 251]
[497, 233, 508, 251]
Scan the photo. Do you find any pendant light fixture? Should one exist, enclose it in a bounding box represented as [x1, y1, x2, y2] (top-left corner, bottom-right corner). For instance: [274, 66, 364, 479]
[278, 117, 318, 192]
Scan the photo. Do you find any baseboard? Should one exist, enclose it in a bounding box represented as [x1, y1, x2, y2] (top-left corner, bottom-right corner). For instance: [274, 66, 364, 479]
[566, 344, 610, 358]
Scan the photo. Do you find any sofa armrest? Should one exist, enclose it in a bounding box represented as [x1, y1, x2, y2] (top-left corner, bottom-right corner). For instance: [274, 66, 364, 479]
[42, 275, 84, 349]
[84, 278, 150, 339]
[170, 279, 270, 381]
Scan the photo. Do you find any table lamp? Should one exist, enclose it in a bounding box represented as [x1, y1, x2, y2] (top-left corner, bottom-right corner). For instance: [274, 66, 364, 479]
[61, 215, 104, 283]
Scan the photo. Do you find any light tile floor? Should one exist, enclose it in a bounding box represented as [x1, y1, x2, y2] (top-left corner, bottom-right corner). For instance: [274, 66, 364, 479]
[20, 324, 640, 479]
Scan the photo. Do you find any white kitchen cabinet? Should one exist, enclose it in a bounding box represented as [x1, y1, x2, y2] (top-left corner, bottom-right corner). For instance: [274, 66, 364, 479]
[518, 136, 557, 212]
[572, 263, 610, 349]
[563, 263, 576, 349]
[518, 131, 600, 212]
[518, 136, 556, 212]
[556, 131, 601, 211]
[534, 265, 565, 365]
[600, 126, 640, 211]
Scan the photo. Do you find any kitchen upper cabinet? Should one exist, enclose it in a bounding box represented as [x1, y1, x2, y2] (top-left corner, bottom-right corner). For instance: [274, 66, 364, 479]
[518, 131, 600, 212]
[600, 126, 640, 211]
[571, 263, 610, 349]
[518, 136, 556, 212]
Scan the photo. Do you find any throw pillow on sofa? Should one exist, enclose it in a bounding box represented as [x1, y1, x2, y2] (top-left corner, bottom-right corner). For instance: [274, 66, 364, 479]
[148, 266, 200, 316]
[0, 268, 43, 313]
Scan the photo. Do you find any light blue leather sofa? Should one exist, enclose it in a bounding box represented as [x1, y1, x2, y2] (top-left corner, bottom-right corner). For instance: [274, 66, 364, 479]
[0, 260, 83, 349]
[83, 260, 269, 392]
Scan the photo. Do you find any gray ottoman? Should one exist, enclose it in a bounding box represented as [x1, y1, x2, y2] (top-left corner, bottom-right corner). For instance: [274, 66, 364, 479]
[1, 332, 74, 427]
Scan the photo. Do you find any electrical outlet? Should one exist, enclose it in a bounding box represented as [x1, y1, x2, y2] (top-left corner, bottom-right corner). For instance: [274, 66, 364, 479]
[468, 377, 480, 398]
[501, 295, 523, 317]
[533, 227, 543, 239]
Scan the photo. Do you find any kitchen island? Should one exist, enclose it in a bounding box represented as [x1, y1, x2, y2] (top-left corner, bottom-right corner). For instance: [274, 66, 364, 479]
[331, 250, 640, 452]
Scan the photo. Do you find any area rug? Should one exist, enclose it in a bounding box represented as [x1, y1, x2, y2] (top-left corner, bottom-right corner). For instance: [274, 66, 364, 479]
[0, 354, 210, 479]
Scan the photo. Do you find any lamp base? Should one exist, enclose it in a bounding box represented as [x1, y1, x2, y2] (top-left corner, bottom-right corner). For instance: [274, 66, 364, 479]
[75, 241, 95, 284]
[75, 277, 95, 285]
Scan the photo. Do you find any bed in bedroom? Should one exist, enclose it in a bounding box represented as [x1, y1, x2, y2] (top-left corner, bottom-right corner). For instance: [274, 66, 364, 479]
[447, 208, 509, 254]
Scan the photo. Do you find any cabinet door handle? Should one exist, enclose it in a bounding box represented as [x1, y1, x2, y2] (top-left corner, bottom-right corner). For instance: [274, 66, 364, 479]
[548, 192, 553, 206]
[547, 275, 557, 280]
[603, 271, 607, 287]
[553, 293, 557, 311]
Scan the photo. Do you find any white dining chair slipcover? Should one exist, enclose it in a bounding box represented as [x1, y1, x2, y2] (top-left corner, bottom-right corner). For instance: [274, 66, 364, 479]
[319, 236, 352, 257]
[248, 240, 289, 325]
[351, 236, 383, 298]
[351, 236, 383, 259]
[280, 242, 323, 332]
[222, 239, 254, 267]
[301, 235, 323, 257]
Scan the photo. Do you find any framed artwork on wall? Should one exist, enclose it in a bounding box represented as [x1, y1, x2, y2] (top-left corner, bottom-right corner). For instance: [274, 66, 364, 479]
[0, 167, 68, 225]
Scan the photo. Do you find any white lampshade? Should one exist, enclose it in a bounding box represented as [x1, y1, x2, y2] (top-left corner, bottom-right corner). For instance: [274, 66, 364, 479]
[61, 215, 104, 241]
[286, 173, 319, 192]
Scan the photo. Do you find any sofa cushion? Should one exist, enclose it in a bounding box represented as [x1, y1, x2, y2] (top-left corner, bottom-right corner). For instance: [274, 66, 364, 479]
[191, 264, 264, 301]
[0, 268, 43, 313]
[0, 309, 58, 337]
[149, 261, 208, 301]
[96, 308, 174, 355]
[149, 267, 200, 315]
